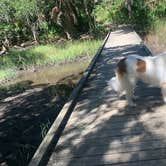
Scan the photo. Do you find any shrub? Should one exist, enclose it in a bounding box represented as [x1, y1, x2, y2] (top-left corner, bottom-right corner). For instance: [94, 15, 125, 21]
[93, 0, 166, 32]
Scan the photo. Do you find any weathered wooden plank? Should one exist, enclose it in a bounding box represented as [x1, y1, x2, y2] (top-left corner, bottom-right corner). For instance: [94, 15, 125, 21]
[58, 134, 163, 148]
[48, 158, 166, 166]
[58, 126, 166, 143]
[106, 159, 166, 166]
[57, 134, 165, 150]
[53, 140, 166, 159]
[63, 107, 166, 144]
[66, 110, 166, 127]
[48, 148, 166, 166]
[64, 115, 166, 133]
[105, 159, 166, 166]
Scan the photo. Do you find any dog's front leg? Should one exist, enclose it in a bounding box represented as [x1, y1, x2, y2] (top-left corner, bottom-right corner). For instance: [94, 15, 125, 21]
[161, 86, 166, 103]
[126, 85, 135, 106]
[122, 76, 136, 106]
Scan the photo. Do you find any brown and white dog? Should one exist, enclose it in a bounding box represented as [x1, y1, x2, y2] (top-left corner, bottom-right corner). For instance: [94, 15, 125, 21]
[108, 52, 166, 106]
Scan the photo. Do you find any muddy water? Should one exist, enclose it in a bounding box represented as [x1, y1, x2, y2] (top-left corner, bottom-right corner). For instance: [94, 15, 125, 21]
[12, 60, 90, 86]
[0, 60, 90, 166]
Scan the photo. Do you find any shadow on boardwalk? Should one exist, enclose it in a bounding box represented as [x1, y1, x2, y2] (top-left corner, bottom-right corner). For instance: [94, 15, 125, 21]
[50, 44, 166, 165]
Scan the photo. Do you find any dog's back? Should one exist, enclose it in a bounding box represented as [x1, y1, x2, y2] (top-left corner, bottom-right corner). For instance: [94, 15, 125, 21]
[116, 55, 146, 80]
[117, 54, 166, 85]
[109, 53, 166, 105]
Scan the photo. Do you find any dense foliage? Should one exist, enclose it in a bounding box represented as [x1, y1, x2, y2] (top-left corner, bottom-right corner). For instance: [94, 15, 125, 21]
[0, 0, 165, 48]
[0, 0, 96, 47]
[93, 0, 166, 31]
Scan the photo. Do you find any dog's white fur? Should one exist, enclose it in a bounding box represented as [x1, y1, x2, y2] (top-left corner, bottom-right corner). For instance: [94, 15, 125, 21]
[108, 52, 166, 106]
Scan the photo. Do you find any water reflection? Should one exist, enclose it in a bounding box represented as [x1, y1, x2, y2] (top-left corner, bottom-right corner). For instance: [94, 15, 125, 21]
[15, 61, 89, 85]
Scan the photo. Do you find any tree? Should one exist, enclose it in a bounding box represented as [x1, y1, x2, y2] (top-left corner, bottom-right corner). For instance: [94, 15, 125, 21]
[51, 0, 96, 39]
[51, 0, 78, 39]
[0, 0, 49, 46]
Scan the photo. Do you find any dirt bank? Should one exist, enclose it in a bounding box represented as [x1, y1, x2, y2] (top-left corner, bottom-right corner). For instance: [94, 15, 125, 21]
[0, 60, 88, 166]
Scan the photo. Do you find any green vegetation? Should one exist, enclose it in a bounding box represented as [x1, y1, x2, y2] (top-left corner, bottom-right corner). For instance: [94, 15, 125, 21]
[0, 0, 165, 81]
[0, 39, 101, 81]
[0, 0, 95, 43]
[93, 0, 166, 33]
[151, 19, 166, 44]
[0, 0, 165, 48]
[40, 119, 51, 139]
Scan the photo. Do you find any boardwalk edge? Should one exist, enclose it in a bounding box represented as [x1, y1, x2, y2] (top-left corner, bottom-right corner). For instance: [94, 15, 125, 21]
[28, 31, 111, 166]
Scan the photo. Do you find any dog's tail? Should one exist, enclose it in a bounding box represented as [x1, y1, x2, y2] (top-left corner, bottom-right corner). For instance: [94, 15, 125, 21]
[107, 76, 123, 92]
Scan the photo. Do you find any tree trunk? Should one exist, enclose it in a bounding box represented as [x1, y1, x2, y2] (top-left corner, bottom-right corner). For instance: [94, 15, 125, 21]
[51, 0, 79, 39]
[83, 0, 95, 32]
[124, 0, 133, 18]
[31, 24, 38, 42]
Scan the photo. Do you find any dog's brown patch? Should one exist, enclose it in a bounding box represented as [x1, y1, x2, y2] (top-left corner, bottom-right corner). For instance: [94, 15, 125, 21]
[136, 59, 146, 73]
[116, 58, 127, 78]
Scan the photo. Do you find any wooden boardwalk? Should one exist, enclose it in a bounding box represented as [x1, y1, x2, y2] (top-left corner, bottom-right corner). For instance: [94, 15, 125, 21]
[30, 27, 166, 166]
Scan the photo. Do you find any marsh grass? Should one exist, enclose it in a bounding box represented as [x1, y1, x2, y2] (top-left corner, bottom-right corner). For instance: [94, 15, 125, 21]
[0, 39, 102, 81]
[144, 19, 166, 54]
[40, 119, 51, 139]
[0, 68, 14, 81]
[151, 20, 166, 46]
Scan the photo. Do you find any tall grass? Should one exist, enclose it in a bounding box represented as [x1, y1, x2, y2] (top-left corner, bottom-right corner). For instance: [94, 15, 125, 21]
[0, 39, 102, 81]
[151, 19, 166, 45]
[144, 19, 166, 54]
